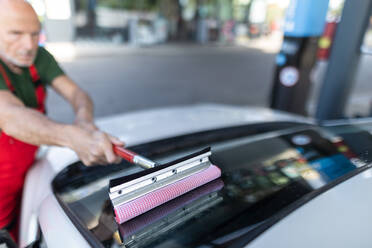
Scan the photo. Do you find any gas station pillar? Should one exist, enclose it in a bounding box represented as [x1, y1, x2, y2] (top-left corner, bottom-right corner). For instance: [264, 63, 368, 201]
[270, 0, 329, 115]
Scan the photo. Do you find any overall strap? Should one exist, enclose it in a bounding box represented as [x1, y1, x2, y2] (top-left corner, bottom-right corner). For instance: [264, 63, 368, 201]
[0, 64, 41, 91]
[0, 63, 46, 113]
[0, 63, 15, 92]
[29, 64, 47, 114]
[29, 64, 41, 83]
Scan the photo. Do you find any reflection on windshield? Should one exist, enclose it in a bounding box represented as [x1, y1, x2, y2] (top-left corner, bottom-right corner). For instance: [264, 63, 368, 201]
[53, 125, 371, 248]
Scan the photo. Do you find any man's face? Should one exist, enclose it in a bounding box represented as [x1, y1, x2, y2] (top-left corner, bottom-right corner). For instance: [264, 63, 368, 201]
[0, 10, 40, 67]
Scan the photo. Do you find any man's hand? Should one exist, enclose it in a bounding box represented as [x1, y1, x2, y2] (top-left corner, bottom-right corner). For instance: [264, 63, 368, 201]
[67, 125, 124, 166]
[75, 120, 98, 132]
[52, 75, 126, 166]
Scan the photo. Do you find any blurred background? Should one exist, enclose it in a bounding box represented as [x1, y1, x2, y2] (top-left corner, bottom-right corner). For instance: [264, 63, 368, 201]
[26, 0, 372, 123]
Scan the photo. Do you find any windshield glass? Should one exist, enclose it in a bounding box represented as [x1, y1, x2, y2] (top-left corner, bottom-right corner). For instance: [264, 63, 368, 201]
[52, 122, 372, 248]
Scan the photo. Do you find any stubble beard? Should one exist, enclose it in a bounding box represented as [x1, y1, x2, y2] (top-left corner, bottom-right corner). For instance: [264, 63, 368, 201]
[0, 48, 36, 68]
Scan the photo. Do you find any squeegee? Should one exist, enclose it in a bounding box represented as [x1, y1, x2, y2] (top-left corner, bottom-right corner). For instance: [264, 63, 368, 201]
[119, 179, 224, 246]
[109, 146, 221, 224]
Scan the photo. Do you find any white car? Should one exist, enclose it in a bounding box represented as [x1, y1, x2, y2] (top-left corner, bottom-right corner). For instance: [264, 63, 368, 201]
[10, 104, 372, 248]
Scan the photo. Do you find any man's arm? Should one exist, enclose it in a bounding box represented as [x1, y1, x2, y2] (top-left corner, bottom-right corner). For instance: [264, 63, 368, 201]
[0, 91, 74, 147]
[0, 90, 122, 166]
[50, 75, 124, 164]
[51, 75, 94, 128]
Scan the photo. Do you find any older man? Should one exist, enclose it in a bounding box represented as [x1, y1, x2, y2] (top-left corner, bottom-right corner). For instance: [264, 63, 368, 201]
[0, 0, 124, 241]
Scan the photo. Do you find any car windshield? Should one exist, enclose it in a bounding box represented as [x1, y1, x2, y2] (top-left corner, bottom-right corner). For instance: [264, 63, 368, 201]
[52, 121, 372, 248]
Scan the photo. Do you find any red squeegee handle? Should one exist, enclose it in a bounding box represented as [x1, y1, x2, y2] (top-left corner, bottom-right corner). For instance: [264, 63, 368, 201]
[113, 145, 157, 169]
[113, 145, 137, 162]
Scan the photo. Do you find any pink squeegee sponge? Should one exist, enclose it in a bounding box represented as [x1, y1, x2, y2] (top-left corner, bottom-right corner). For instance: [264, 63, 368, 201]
[114, 165, 221, 224]
[119, 179, 224, 238]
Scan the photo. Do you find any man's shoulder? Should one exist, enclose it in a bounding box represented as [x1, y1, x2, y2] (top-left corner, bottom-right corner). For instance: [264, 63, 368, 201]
[34, 46, 61, 73]
[34, 46, 65, 85]
[35, 46, 55, 62]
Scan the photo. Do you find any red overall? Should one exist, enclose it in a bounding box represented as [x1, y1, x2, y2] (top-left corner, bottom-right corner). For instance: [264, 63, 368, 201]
[0, 64, 46, 242]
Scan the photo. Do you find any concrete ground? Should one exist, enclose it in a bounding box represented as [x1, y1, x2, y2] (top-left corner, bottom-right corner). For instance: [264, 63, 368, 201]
[46, 43, 276, 123]
[45, 37, 372, 124]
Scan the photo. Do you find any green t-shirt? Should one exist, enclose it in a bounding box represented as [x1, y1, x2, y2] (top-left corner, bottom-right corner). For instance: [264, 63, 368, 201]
[0, 46, 65, 108]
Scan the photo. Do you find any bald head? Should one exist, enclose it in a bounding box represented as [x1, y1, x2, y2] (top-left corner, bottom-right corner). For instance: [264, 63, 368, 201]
[0, 0, 40, 68]
[0, 0, 36, 14]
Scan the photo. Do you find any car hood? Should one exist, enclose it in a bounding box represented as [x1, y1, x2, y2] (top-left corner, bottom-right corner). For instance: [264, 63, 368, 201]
[42, 104, 312, 174]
